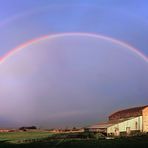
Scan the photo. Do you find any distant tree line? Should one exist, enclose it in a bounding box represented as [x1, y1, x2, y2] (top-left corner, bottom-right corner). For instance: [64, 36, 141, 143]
[19, 126, 37, 131]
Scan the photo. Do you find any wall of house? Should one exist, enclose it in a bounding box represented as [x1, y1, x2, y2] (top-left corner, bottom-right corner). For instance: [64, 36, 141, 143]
[107, 116, 142, 136]
[142, 107, 148, 132]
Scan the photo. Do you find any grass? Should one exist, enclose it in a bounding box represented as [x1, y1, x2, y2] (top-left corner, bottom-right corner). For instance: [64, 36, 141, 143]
[0, 130, 52, 143]
[0, 131, 148, 148]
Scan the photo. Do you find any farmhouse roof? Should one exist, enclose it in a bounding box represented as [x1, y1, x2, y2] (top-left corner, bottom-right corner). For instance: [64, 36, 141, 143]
[87, 122, 114, 129]
[109, 105, 148, 121]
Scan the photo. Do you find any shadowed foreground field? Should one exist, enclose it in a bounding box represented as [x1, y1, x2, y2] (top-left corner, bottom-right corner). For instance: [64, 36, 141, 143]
[0, 132, 148, 148]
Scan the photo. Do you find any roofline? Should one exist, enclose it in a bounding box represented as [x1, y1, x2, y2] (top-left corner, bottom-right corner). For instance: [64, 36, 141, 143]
[109, 105, 148, 118]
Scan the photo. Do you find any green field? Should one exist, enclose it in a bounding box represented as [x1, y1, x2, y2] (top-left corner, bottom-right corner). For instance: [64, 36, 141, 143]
[0, 130, 52, 143]
[0, 131, 148, 148]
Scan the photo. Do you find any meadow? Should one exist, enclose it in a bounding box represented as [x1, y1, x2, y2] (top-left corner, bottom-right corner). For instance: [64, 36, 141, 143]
[0, 130, 52, 143]
[0, 131, 148, 148]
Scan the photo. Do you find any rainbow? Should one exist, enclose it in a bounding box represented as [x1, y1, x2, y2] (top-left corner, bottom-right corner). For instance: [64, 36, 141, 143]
[0, 32, 147, 64]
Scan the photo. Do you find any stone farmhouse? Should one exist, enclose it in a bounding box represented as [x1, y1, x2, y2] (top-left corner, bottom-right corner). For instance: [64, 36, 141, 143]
[86, 105, 148, 136]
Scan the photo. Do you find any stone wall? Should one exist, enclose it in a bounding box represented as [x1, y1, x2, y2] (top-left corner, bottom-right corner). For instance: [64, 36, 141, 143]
[107, 116, 143, 136]
[142, 107, 148, 132]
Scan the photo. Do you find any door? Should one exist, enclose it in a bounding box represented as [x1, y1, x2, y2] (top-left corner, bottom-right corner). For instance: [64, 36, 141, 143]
[114, 128, 120, 136]
[126, 127, 131, 135]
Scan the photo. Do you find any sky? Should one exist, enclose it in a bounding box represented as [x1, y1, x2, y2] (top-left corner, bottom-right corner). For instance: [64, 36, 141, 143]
[0, 0, 148, 128]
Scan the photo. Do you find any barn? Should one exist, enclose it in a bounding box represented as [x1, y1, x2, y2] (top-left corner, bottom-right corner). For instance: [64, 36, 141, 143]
[86, 105, 148, 136]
